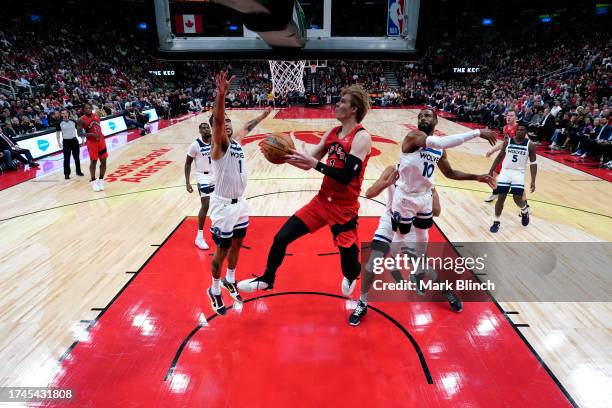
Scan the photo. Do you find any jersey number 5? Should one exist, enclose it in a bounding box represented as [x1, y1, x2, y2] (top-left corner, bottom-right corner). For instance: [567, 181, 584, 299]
[512, 154, 518, 163]
[422, 162, 435, 178]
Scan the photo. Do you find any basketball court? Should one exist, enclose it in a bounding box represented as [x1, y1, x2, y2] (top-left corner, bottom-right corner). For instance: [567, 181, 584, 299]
[0, 0, 611, 407]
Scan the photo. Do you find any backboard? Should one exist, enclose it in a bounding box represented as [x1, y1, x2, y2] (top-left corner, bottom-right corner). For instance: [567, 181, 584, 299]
[151, 0, 420, 60]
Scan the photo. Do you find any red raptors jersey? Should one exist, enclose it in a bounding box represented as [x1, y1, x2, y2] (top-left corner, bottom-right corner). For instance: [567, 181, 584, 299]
[318, 124, 370, 205]
[81, 113, 103, 140]
[503, 123, 517, 139]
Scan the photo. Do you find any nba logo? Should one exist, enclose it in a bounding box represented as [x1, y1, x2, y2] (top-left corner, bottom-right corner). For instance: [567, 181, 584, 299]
[387, 0, 404, 37]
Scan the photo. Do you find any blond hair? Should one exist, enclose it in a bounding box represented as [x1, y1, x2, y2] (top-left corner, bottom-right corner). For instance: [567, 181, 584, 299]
[341, 84, 370, 123]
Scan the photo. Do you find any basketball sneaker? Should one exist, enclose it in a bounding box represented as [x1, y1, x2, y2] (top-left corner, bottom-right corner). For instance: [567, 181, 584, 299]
[341, 277, 357, 297]
[90, 179, 100, 192]
[443, 289, 463, 312]
[222, 278, 243, 303]
[97, 179, 105, 191]
[348, 300, 368, 326]
[484, 193, 498, 202]
[520, 205, 530, 226]
[490, 221, 501, 233]
[195, 237, 209, 250]
[207, 288, 226, 315]
[237, 274, 274, 293]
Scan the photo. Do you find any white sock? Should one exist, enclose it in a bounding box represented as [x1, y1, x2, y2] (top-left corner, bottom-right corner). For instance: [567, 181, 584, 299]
[197, 230, 203, 239]
[494, 215, 500, 222]
[226, 268, 236, 283]
[212, 278, 221, 295]
[359, 292, 368, 305]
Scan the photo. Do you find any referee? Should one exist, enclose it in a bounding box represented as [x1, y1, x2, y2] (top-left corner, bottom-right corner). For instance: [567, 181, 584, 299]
[56, 109, 84, 179]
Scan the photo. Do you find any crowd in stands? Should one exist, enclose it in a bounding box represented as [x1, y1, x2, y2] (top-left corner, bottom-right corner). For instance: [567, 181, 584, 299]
[0, 6, 609, 168]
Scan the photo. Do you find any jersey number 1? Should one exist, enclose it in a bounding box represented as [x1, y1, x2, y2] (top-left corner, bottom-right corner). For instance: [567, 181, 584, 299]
[422, 162, 435, 178]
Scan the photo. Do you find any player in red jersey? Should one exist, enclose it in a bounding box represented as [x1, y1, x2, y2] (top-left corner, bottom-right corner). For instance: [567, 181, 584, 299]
[238, 85, 372, 296]
[484, 111, 518, 202]
[77, 103, 108, 192]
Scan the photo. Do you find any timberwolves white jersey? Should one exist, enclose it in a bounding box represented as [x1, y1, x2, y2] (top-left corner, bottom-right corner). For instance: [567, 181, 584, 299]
[212, 139, 248, 198]
[502, 138, 530, 171]
[397, 147, 443, 195]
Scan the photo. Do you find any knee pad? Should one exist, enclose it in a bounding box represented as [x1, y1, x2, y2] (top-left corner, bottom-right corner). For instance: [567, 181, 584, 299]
[233, 227, 247, 239]
[330, 216, 358, 238]
[370, 239, 391, 255]
[213, 235, 232, 248]
[413, 217, 433, 229]
[397, 222, 412, 234]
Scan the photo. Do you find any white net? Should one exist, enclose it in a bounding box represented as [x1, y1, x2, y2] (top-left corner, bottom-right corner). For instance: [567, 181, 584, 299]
[268, 60, 306, 96]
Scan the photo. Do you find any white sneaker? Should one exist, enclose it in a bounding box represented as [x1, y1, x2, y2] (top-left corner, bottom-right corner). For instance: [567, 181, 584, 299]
[195, 237, 209, 250]
[341, 277, 357, 297]
[484, 194, 498, 203]
[90, 180, 101, 192]
[237, 276, 272, 293]
[97, 179, 104, 191]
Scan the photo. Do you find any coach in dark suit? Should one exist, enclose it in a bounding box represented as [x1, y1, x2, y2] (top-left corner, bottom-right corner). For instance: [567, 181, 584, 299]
[0, 129, 39, 167]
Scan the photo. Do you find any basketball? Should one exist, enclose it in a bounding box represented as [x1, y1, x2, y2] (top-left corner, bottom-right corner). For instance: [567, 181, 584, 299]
[260, 133, 295, 164]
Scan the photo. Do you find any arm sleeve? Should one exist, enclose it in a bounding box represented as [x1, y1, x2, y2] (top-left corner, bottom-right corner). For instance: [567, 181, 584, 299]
[314, 154, 363, 185]
[425, 130, 481, 149]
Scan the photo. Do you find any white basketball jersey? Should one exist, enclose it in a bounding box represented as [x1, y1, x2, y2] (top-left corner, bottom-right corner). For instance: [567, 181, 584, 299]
[212, 139, 248, 199]
[502, 138, 530, 171]
[397, 147, 443, 195]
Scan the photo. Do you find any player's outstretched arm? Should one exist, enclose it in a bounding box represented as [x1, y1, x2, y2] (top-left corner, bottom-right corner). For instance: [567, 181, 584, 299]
[403, 128, 497, 153]
[485, 142, 503, 158]
[439, 151, 494, 188]
[211, 71, 235, 160]
[235, 106, 272, 142]
[365, 165, 398, 199]
[528, 142, 537, 193]
[488, 138, 509, 175]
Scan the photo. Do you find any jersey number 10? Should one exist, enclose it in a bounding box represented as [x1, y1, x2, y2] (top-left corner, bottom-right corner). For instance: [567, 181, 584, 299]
[422, 162, 435, 178]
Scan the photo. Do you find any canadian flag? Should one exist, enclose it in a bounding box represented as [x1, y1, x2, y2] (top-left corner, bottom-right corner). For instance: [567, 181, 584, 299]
[175, 14, 203, 34]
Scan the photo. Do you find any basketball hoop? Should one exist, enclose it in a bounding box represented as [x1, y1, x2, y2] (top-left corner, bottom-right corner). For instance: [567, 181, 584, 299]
[268, 60, 306, 96]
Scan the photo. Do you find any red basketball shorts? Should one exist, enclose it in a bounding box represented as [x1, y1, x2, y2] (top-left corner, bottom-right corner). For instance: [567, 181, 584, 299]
[295, 194, 360, 248]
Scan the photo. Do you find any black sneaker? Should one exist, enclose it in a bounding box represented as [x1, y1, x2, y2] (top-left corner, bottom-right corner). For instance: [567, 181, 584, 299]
[222, 279, 243, 303]
[76, 172, 84, 176]
[65, 175, 70, 180]
[207, 287, 226, 315]
[521, 206, 530, 226]
[410, 272, 426, 296]
[349, 301, 368, 326]
[490, 221, 501, 233]
[443, 290, 463, 313]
